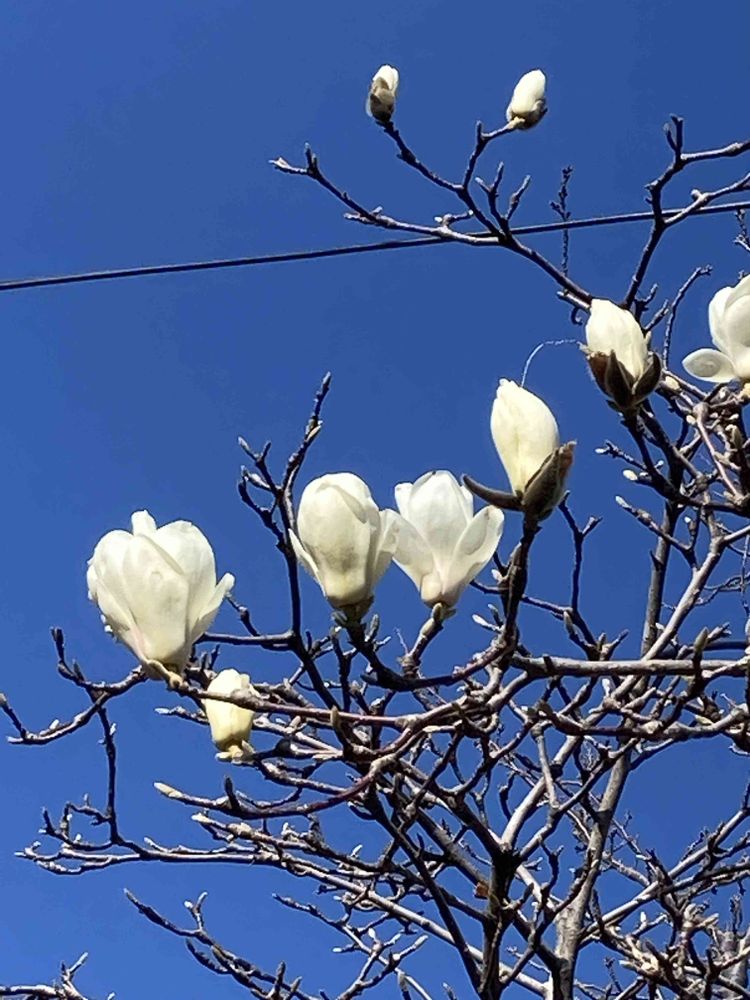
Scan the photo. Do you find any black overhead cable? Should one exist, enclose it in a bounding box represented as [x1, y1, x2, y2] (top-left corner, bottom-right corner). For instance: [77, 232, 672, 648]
[0, 199, 747, 294]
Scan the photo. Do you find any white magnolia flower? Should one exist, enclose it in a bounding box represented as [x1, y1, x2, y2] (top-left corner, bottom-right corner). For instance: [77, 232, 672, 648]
[367, 65, 399, 124]
[205, 669, 254, 755]
[683, 276, 750, 383]
[291, 473, 399, 612]
[491, 381, 560, 495]
[392, 471, 504, 607]
[506, 70, 546, 128]
[585, 299, 647, 380]
[87, 511, 234, 674]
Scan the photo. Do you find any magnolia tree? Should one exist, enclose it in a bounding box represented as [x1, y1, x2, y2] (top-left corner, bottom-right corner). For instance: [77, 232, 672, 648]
[4, 64, 750, 1000]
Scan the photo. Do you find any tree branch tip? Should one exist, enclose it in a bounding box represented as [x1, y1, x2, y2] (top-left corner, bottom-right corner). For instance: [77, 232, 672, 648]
[153, 781, 182, 799]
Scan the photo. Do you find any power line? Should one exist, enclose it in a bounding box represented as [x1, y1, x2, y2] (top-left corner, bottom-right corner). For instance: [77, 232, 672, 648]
[0, 199, 747, 294]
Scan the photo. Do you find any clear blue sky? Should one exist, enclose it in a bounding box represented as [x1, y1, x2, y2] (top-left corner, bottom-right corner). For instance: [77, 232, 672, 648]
[1, 1, 749, 996]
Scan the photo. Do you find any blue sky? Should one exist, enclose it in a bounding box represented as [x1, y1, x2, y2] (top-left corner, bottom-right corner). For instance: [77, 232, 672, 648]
[1, 1, 749, 996]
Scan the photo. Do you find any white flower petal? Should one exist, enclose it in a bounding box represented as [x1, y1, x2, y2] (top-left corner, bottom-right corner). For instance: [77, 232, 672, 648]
[724, 294, 750, 350]
[708, 286, 733, 351]
[119, 535, 191, 665]
[682, 348, 737, 384]
[401, 471, 471, 579]
[731, 344, 750, 383]
[194, 573, 235, 639]
[151, 520, 218, 628]
[87, 530, 138, 635]
[394, 481, 413, 520]
[290, 530, 319, 581]
[725, 274, 750, 312]
[442, 507, 505, 606]
[458, 482, 474, 521]
[392, 514, 436, 595]
[131, 510, 157, 536]
[86, 570, 133, 640]
[369, 508, 400, 589]
[373, 64, 399, 94]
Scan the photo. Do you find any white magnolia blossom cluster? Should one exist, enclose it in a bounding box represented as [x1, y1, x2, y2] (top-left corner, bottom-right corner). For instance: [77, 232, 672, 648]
[291, 470, 503, 616]
[292, 380, 569, 615]
[85, 381, 567, 754]
[81, 72, 742, 757]
[366, 64, 547, 129]
[88, 380, 569, 654]
[287, 279, 750, 619]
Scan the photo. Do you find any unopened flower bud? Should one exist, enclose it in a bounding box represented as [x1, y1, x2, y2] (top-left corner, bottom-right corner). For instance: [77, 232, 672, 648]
[506, 70, 546, 128]
[584, 300, 661, 410]
[367, 65, 399, 124]
[491, 380, 573, 519]
[205, 669, 255, 755]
